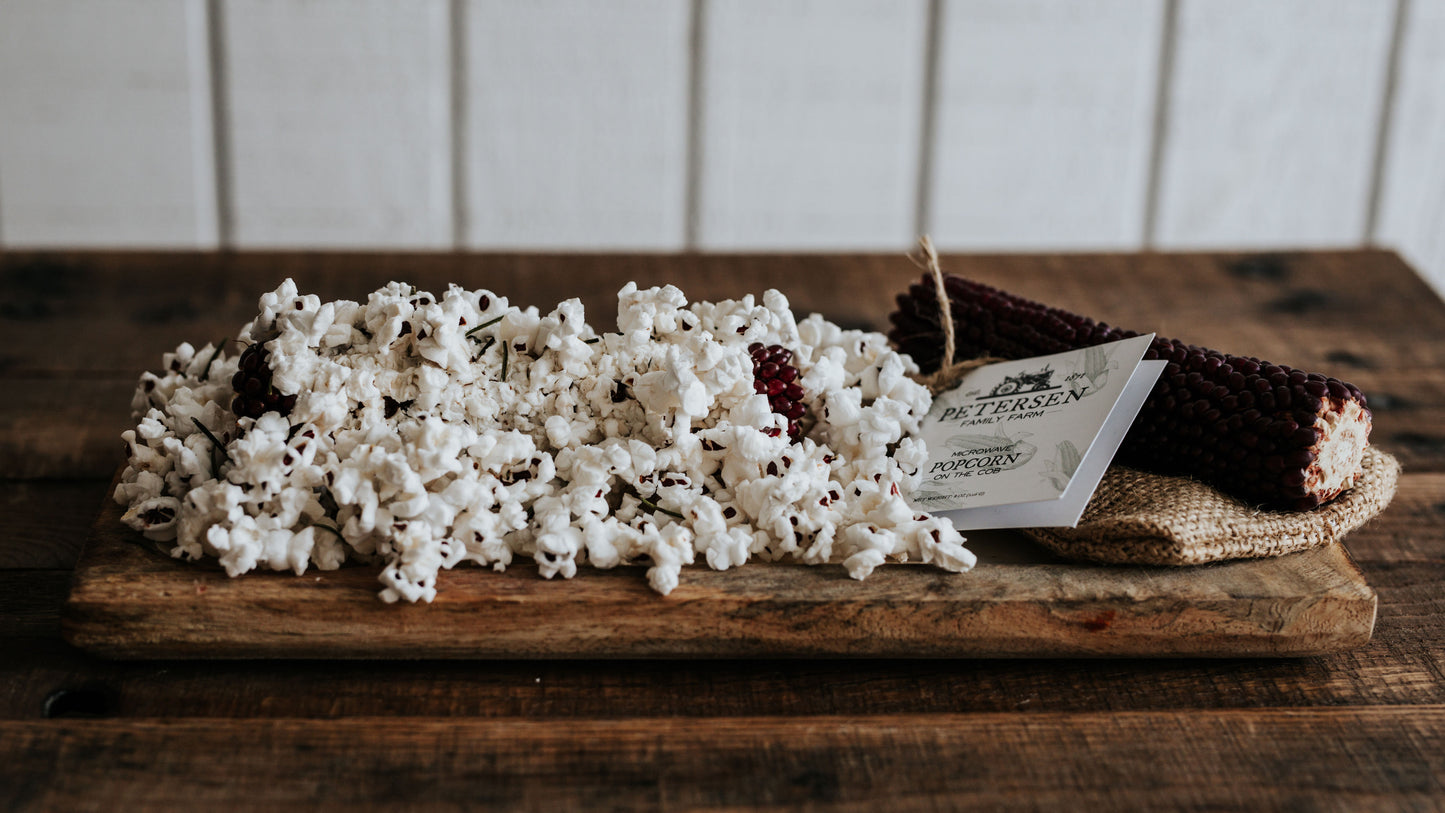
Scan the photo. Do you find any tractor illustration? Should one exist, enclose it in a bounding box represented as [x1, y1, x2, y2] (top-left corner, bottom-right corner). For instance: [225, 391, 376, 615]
[987, 366, 1055, 397]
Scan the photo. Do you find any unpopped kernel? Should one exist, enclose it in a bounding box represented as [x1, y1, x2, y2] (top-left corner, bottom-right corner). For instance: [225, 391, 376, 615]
[117, 280, 975, 601]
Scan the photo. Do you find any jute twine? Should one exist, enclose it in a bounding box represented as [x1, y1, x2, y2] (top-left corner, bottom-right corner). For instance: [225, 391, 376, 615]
[909, 236, 999, 394]
[902, 237, 1399, 564]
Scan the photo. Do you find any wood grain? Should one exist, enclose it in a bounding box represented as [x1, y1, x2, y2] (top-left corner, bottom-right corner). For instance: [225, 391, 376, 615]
[0, 469, 1429, 717]
[3, 709, 1443, 809]
[8, 561, 1445, 721]
[4, 249, 1441, 374]
[0, 481, 109, 569]
[0, 379, 135, 480]
[63, 478, 1376, 660]
[2, 249, 1442, 481]
[5, 249, 1443, 478]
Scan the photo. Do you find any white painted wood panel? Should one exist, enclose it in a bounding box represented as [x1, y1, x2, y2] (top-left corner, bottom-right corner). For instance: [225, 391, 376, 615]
[695, 0, 929, 250]
[221, 0, 451, 248]
[0, 0, 216, 247]
[927, 0, 1162, 249]
[1376, 0, 1445, 301]
[461, 0, 690, 250]
[1154, 0, 1394, 248]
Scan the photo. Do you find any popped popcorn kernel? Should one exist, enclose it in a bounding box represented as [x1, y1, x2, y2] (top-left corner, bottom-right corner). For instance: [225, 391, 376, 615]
[116, 279, 976, 601]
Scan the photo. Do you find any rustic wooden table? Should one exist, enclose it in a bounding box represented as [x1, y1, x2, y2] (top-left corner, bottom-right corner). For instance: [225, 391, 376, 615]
[2, 250, 1442, 809]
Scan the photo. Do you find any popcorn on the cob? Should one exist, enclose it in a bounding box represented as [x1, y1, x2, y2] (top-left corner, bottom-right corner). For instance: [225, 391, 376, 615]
[231, 343, 296, 419]
[749, 342, 807, 441]
[889, 274, 1372, 511]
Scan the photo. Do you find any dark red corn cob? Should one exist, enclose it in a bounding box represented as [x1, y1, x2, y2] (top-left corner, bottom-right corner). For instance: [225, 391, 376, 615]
[231, 343, 297, 420]
[889, 275, 1372, 511]
[750, 342, 806, 441]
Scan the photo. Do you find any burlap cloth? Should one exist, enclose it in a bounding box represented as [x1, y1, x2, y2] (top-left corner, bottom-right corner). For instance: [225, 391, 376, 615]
[1021, 446, 1400, 566]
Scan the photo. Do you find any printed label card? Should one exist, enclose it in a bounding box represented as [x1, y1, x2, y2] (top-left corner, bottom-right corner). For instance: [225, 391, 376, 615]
[910, 334, 1166, 530]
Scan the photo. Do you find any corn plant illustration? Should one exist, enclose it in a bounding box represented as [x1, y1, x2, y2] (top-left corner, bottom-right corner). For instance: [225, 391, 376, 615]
[1065, 344, 1118, 398]
[1040, 440, 1083, 492]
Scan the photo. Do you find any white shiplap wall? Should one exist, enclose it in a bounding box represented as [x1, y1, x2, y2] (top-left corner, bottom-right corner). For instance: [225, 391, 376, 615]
[219, 0, 453, 247]
[695, 0, 928, 250]
[927, 0, 1163, 249]
[1153, 0, 1395, 248]
[0, 0, 1439, 298]
[461, 0, 691, 249]
[0, 0, 216, 247]
[1377, 0, 1445, 292]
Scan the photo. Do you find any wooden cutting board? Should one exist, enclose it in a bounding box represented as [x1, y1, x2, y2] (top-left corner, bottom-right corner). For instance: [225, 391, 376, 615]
[63, 480, 1377, 660]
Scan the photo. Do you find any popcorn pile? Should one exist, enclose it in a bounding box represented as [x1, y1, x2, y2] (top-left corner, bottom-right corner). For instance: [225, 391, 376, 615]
[117, 279, 976, 602]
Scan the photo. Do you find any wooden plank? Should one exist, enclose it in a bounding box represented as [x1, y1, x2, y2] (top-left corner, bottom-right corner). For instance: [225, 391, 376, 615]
[64, 482, 1376, 659]
[0, 251, 929, 376]
[1362, 474, 1445, 563]
[1375, 0, 1445, 301]
[0, 0, 217, 247]
[0, 571, 68, 647]
[0, 481, 109, 569]
[1371, 560, 1445, 696]
[3, 709, 1443, 809]
[220, 0, 452, 247]
[4, 249, 1445, 478]
[6, 250, 1440, 376]
[928, 0, 1162, 249]
[7, 560, 1445, 719]
[460, 0, 690, 249]
[1154, 0, 1395, 248]
[0, 379, 134, 480]
[695, 0, 928, 249]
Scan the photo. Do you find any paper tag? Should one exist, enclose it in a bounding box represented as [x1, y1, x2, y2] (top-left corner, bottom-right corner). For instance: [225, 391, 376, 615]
[909, 334, 1165, 530]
